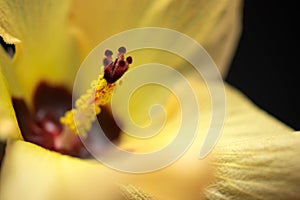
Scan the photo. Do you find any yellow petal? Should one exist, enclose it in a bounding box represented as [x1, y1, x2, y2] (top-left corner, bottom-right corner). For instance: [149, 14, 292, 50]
[203, 85, 299, 199]
[1, 83, 296, 199]
[222, 84, 293, 141]
[0, 55, 21, 139]
[205, 131, 300, 199]
[70, 0, 242, 77]
[0, 0, 81, 105]
[0, 140, 119, 200]
[0, 139, 213, 200]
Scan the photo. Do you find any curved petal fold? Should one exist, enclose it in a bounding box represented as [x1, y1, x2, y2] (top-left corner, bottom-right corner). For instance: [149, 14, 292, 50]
[0, 0, 81, 105]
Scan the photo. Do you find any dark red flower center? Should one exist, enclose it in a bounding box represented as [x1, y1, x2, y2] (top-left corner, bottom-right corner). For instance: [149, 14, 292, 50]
[12, 82, 121, 158]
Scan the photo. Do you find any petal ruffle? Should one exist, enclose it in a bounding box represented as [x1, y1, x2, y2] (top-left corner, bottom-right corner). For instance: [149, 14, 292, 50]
[205, 131, 300, 200]
[203, 85, 299, 199]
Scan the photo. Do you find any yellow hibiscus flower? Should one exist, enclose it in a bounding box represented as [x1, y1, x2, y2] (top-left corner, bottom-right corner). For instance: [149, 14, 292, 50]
[0, 0, 299, 200]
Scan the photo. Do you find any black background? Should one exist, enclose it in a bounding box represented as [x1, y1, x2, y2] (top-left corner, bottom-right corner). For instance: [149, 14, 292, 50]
[226, 1, 299, 130]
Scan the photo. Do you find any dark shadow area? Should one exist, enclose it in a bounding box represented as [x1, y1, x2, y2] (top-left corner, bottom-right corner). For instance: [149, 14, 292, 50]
[226, 1, 299, 130]
[0, 35, 15, 58]
[0, 142, 5, 167]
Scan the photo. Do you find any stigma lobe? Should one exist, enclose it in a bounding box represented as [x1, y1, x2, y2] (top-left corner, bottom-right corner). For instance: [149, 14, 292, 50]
[103, 46, 133, 83]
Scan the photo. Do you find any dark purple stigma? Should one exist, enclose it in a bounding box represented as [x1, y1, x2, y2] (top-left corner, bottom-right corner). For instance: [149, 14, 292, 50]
[103, 46, 133, 83]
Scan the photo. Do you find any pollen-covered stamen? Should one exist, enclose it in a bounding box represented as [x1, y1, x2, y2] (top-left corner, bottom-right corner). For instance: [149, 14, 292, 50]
[60, 47, 133, 137]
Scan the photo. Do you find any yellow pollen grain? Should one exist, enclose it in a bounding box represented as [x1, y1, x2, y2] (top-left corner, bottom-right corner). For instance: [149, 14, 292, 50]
[60, 74, 115, 137]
